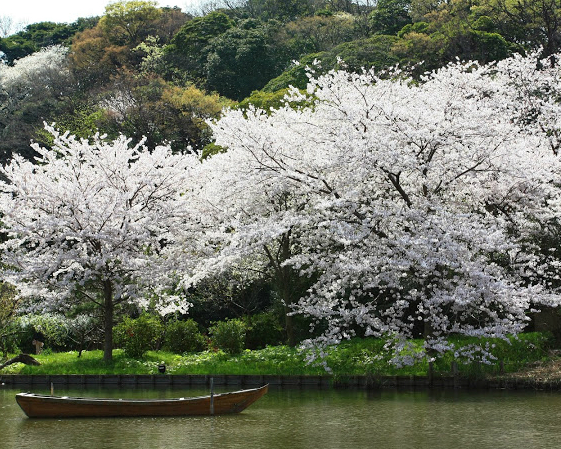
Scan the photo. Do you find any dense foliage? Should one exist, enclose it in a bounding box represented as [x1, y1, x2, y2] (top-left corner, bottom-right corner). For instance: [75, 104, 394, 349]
[2, 0, 559, 163]
[0, 282, 18, 357]
[114, 313, 164, 358]
[209, 318, 247, 354]
[3, 0, 561, 369]
[164, 318, 206, 353]
[184, 51, 561, 363]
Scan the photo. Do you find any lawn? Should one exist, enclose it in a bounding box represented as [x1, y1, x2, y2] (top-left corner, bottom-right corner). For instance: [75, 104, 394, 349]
[0, 333, 552, 378]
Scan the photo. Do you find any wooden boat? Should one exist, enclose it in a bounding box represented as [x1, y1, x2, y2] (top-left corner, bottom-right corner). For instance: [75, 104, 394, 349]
[16, 384, 268, 418]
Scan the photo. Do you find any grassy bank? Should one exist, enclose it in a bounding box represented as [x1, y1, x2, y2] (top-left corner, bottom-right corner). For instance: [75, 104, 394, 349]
[0, 333, 553, 378]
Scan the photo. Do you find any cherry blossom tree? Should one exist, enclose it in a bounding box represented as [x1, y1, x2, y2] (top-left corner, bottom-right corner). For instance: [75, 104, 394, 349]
[0, 45, 73, 163]
[0, 126, 197, 362]
[184, 138, 314, 346]
[0, 45, 70, 92]
[188, 52, 561, 363]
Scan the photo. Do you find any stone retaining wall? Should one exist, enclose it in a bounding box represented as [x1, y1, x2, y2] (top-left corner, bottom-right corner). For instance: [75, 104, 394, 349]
[2, 374, 560, 390]
[0, 374, 330, 388]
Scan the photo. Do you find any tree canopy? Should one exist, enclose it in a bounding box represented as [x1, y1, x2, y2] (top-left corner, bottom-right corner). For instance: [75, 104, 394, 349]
[99, 0, 162, 46]
[0, 19, 97, 64]
[183, 51, 561, 361]
[0, 127, 198, 361]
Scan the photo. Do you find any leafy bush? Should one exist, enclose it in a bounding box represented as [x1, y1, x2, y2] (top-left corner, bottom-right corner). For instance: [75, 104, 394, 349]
[164, 318, 206, 353]
[114, 314, 164, 358]
[10, 317, 35, 353]
[245, 312, 285, 350]
[0, 322, 20, 356]
[14, 314, 71, 352]
[209, 318, 247, 354]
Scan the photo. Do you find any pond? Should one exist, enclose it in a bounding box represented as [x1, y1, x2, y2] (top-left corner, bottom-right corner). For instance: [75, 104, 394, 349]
[1, 384, 561, 449]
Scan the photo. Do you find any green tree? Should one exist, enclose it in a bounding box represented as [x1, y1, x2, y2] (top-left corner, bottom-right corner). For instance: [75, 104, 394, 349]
[244, 0, 315, 21]
[69, 25, 130, 90]
[262, 52, 327, 92]
[164, 318, 206, 353]
[70, 4, 187, 90]
[477, 0, 561, 59]
[161, 82, 233, 151]
[394, 0, 518, 71]
[99, 0, 162, 46]
[0, 19, 97, 64]
[205, 19, 283, 100]
[209, 318, 247, 354]
[391, 29, 444, 70]
[276, 13, 357, 55]
[165, 11, 233, 83]
[0, 283, 18, 358]
[238, 88, 297, 110]
[98, 72, 232, 152]
[409, 0, 443, 21]
[114, 314, 164, 358]
[35, 104, 106, 148]
[369, 0, 412, 35]
[147, 6, 190, 43]
[262, 35, 399, 92]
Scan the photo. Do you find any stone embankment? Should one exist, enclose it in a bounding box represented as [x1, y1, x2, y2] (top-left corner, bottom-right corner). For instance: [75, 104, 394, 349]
[2, 373, 560, 390]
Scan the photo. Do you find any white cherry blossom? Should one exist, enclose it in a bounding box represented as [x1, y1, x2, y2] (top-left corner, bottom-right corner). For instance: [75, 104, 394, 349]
[0, 126, 198, 361]
[187, 52, 561, 363]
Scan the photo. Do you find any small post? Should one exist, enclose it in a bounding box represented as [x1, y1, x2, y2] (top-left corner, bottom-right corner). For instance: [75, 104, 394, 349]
[499, 359, 505, 375]
[50, 382, 54, 396]
[210, 377, 214, 416]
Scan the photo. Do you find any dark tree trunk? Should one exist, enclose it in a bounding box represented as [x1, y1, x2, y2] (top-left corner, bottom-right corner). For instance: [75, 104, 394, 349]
[423, 320, 433, 340]
[264, 229, 299, 347]
[283, 285, 296, 347]
[103, 280, 114, 363]
[280, 232, 298, 347]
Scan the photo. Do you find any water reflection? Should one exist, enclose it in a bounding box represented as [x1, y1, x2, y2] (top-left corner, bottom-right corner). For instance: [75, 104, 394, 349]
[2, 384, 561, 449]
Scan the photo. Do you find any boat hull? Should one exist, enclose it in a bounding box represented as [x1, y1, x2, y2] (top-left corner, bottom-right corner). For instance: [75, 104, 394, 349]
[16, 384, 268, 418]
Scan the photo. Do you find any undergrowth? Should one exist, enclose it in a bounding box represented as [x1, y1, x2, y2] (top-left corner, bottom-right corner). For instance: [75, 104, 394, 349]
[0, 333, 551, 378]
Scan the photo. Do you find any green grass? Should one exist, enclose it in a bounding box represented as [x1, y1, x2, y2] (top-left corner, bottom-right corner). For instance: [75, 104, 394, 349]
[0, 350, 179, 375]
[0, 333, 552, 377]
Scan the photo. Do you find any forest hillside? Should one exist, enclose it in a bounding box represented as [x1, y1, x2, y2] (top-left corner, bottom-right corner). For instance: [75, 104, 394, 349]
[0, 0, 556, 163]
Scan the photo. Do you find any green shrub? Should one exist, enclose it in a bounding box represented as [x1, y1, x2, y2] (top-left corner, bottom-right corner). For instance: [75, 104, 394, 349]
[10, 317, 35, 353]
[14, 314, 71, 352]
[164, 318, 206, 353]
[245, 312, 285, 350]
[0, 322, 20, 356]
[114, 314, 164, 358]
[209, 318, 247, 354]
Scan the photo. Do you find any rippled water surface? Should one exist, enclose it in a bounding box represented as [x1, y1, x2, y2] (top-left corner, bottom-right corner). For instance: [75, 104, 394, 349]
[2, 384, 561, 449]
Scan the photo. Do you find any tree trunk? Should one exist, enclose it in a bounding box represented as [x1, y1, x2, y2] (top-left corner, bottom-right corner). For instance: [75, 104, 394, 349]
[280, 232, 297, 347]
[423, 320, 433, 340]
[264, 229, 299, 347]
[283, 293, 296, 347]
[103, 280, 114, 363]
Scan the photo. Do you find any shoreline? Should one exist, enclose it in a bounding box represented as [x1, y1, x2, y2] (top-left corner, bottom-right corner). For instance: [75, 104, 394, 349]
[2, 373, 561, 390]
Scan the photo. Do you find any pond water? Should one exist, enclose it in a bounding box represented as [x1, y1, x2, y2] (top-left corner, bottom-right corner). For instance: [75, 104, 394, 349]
[1, 384, 561, 449]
